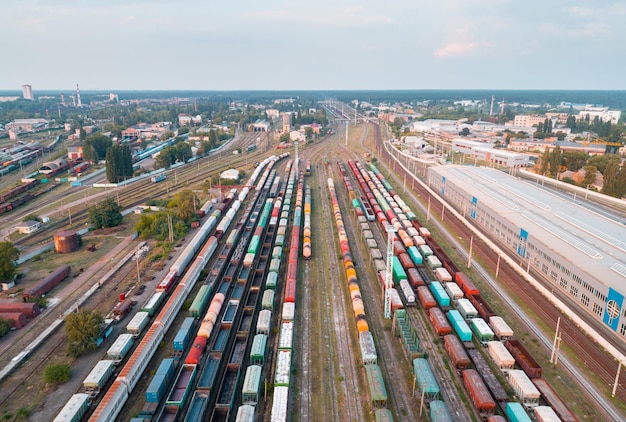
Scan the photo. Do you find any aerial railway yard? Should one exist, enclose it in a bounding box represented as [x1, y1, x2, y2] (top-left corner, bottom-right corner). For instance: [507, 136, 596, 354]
[0, 119, 620, 421]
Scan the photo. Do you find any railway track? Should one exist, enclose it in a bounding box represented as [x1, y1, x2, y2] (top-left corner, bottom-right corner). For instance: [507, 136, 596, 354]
[332, 158, 420, 421]
[335, 135, 475, 421]
[304, 139, 364, 421]
[372, 124, 625, 419]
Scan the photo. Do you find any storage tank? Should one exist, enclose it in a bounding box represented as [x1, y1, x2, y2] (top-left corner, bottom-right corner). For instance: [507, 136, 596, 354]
[54, 230, 80, 253]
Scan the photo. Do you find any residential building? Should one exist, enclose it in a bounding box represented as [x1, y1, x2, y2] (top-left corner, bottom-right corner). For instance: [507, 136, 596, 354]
[512, 115, 546, 128]
[577, 106, 622, 125]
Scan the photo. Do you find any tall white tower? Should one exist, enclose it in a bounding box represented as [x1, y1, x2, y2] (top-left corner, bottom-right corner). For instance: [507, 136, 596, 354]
[489, 95, 495, 116]
[22, 85, 33, 100]
[76, 84, 82, 107]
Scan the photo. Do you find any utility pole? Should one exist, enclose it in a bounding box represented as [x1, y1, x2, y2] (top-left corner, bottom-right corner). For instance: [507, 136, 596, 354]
[384, 226, 396, 319]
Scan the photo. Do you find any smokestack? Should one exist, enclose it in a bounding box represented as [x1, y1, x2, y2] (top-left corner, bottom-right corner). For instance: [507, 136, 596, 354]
[76, 83, 82, 108]
[489, 95, 494, 116]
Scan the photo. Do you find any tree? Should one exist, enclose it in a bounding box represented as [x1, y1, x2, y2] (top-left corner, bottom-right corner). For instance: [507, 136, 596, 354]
[562, 151, 589, 172]
[548, 145, 562, 178]
[0, 242, 20, 280]
[539, 148, 550, 176]
[208, 129, 218, 148]
[44, 363, 71, 384]
[0, 317, 10, 337]
[459, 127, 470, 136]
[304, 126, 314, 141]
[65, 310, 103, 357]
[83, 133, 113, 162]
[279, 132, 290, 143]
[170, 190, 199, 222]
[106, 144, 134, 183]
[601, 158, 621, 197]
[588, 154, 618, 175]
[175, 142, 192, 163]
[155, 146, 177, 169]
[616, 162, 626, 198]
[581, 165, 597, 188]
[89, 198, 123, 229]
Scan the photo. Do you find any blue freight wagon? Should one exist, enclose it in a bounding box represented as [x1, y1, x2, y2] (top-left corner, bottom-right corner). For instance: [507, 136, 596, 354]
[413, 358, 440, 399]
[447, 310, 473, 342]
[430, 400, 453, 422]
[429, 281, 451, 308]
[407, 246, 423, 266]
[174, 317, 195, 351]
[506, 402, 532, 422]
[146, 358, 177, 403]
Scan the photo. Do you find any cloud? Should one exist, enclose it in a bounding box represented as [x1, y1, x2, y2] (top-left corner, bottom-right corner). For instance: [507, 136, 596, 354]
[434, 42, 479, 58]
[242, 6, 392, 28]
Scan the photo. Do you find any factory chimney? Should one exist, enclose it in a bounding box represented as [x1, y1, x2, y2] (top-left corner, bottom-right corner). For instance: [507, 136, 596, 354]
[76, 83, 82, 108]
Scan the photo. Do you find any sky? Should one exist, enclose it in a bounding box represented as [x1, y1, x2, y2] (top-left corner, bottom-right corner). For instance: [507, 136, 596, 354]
[2, 0, 626, 91]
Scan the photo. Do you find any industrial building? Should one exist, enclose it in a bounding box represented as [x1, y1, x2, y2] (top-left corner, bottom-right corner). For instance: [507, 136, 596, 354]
[428, 165, 626, 345]
[452, 139, 530, 167]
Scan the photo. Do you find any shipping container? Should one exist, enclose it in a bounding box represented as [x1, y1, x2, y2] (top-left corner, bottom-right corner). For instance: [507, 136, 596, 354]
[146, 358, 177, 403]
[173, 317, 195, 351]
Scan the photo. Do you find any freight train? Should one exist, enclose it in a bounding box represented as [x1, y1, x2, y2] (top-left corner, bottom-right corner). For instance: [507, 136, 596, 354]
[80, 156, 286, 422]
[357, 158, 577, 421]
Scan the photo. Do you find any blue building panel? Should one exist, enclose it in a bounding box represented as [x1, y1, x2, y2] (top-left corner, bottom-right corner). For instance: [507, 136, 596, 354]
[517, 228, 528, 257]
[604, 288, 624, 331]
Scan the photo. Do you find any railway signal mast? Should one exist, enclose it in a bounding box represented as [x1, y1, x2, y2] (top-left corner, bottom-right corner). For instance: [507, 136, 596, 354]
[384, 225, 396, 319]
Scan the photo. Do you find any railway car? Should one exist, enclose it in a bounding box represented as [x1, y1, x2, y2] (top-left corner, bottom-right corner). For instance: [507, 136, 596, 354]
[365, 364, 388, 408]
[487, 341, 515, 373]
[443, 282, 464, 301]
[443, 334, 471, 369]
[429, 400, 453, 422]
[534, 406, 561, 422]
[374, 408, 394, 422]
[429, 307, 452, 336]
[434, 267, 452, 283]
[126, 312, 150, 337]
[468, 293, 496, 320]
[166, 364, 197, 407]
[508, 369, 541, 408]
[428, 281, 451, 308]
[417, 286, 436, 309]
[413, 358, 440, 399]
[505, 339, 543, 378]
[242, 365, 262, 405]
[399, 279, 416, 305]
[506, 402, 532, 422]
[532, 378, 580, 422]
[54, 393, 90, 422]
[489, 316, 514, 340]
[455, 272, 479, 296]
[463, 369, 496, 415]
[406, 267, 425, 288]
[22, 264, 71, 302]
[106, 333, 134, 365]
[425, 255, 442, 270]
[407, 246, 423, 266]
[112, 299, 133, 322]
[470, 318, 495, 344]
[83, 360, 115, 398]
[447, 310, 472, 342]
[456, 298, 478, 320]
[250, 334, 267, 365]
[141, 291, 165, 316]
